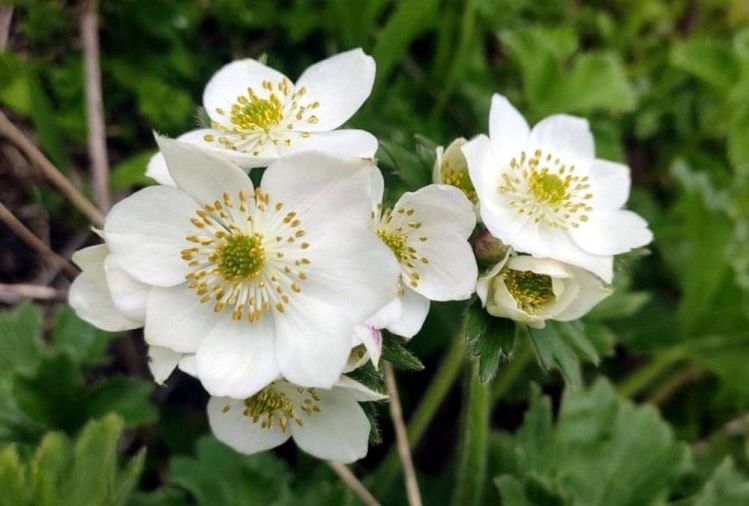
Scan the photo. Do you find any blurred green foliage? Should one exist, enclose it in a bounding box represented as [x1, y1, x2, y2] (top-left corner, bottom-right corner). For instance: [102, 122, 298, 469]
[3, 0, 749, 504]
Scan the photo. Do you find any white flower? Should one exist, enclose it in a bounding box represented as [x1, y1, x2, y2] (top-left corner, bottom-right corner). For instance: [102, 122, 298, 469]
[432, 137, 478, 209]
[476, 252, 611, 329]
[104, 137, 400, 398]
[208, 376, 385, 463]
[68, 243, 194, 384]
[462, 94, 653, 282]
[146, 48, 378, 185]
[369, 175, 478, 339]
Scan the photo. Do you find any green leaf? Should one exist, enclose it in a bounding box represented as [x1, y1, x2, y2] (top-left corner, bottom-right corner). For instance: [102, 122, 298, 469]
[493, 378, 689, 506]
[552, 52, 636, 113]
[168, 436, 293, 505]
[463, 298, 517, 383]
[0, 415, 144, 506]
[382, 333, 424, 371]
[686, 459, 749, 506]
[526, 321, 599, 388]
[378, 138, 433, 191]
[110, 151, 158, 191]
[50, 305, 113, 366]
[671, 38, 739, 90]
[0, 303, 44, 381]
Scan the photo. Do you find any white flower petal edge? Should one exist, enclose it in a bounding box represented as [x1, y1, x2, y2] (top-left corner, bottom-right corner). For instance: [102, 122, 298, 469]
[477, 254, 611, 328]
[181, 48, 376, 168]
[462, 93, 652, 282]
[69, 244, 147, 332]
[107, 140, 399, 395]
[147, 346, 182, 385]
[208, 376, 383, 463]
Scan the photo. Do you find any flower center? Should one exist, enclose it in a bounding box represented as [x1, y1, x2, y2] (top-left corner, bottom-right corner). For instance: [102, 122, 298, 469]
[230, 95, 284, 131]
[240, 384, 321, 433]
[181, 188, 312, 322]
[205, 79, 321, 157]
[375, 207, 430, 289]
[498, 149, 593, 230]
[376, 227, 408, 261]
[501, 268, 554, 313]
[215, 233, 265, 282]
[441, 168, 477, 204]
[528, 171, 567, 205]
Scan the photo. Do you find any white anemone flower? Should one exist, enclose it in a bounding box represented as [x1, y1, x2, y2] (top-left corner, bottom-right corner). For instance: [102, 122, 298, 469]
[146, 48, 378, 185]
[462, 94, 653, 282]
[104, 137, 400, 398]
[432, 137, 478, 209]
[477, 253, 611, 329]
[68, 243, 190, 384]
[369, 175, 478, 339]
[208, 376, 385, 463]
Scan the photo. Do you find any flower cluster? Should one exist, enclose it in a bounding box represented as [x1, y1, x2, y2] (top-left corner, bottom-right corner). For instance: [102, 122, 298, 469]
[436, 94, 652, 327]
[69, 49, 651, 464]
[69, 49, 478, 463]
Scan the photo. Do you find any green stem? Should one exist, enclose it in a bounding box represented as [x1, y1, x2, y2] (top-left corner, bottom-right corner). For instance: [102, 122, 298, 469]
[491, 341, 533, 404]
[370, 335, 465, 493]
[617, 347, 686, 398]
[451, 365, 490, 506]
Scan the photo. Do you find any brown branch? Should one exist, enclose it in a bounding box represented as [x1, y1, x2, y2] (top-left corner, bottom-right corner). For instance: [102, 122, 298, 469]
[646, 364, 704, 407]
[383, 362, 423, 506]
[0, 283, 60, 304]
[327, 462, 381, 506]
[0, 6, 12, 50]
[0, 110, 105, 226]
[81, 0, 110, 211]
[0, 202, 78, 278]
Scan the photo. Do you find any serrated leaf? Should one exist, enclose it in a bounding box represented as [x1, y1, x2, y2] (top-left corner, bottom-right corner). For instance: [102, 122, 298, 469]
[0, 303, 44, 381]
[50, 305, 113, 366]
[381, 333, 424, 371]
[463, 298, 517, 383]
[493, 378, 689, 506]
[687, 459, 749, 506]
[525, 321, 599, 388]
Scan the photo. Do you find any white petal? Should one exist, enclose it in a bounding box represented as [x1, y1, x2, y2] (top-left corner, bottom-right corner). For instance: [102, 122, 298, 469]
[68, 246, 141, 332]
[488, 94, 530, 158]
[274, 293, 353, 389]
[570, 209, 653, 256]
[294, 48, 375, 131]
[396, 184, 476, 238]
[410, 235, 477, 301]
[462, 134, 501, 200]
[104, 255, 149, 322]
[303, 228, 401, 324]
[278, 129, 378, 159]
[476, 257, 508, 307]
[178, 354, 197, 377]
[147, 346, 181, 384]
[365, 296, 401, 330]
[104, 186, 195, 286]
[155, 135, 253, 205]
[505, 255, 572, 278]
[203, 59, 290, 124]
[208, 396, 290, 455]
[555, 267, 613, 321]
[527, 114, 594, 168]
[145, 152, 175, 187]
[386, 287, 430, 339]
[334, 376, 388, 402]
[354, 325, 383, 366]
[540, 228, 615, 283]
[588, 159, 631, 210]
[290, 388, 370, 463]
[144, 283, 222, 353]
[260, 151, 376, 227]
[485, 277, 545, 328]
[196, 315, 280, 398]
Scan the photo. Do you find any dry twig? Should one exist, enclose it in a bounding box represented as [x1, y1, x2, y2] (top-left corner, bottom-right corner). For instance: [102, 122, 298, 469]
[327, 461, 381, 506]
[81, 0, 111, 211]
[0, 111, 105, 226]
[0, 6, 12, 50]
[0, 283, 60, 303]
[384, 362, 423, 506]
[0, 201, 78, 278]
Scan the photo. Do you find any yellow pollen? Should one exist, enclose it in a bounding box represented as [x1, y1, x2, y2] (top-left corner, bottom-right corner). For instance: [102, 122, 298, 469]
[230, 93, 284, 132]
[441, 168, 477, 203]
[501, 268, 554, 314]
[528, 171, 568, 205]
[242, 384, 321, 432]
[377, 226, 408, 261]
